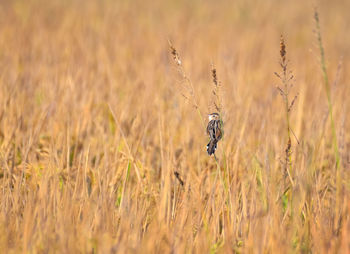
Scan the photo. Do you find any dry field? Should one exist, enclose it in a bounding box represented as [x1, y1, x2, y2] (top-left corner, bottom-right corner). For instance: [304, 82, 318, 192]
[0, 0, 350, 253]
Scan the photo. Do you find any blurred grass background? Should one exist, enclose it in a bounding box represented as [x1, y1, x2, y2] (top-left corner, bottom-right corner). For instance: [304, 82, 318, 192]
[0, 0, 349, 252]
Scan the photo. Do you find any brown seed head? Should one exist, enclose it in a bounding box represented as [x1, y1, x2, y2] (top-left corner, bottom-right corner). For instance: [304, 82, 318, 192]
[212, 68, 218, 86]
[314, 9, 319, 23]
[169, 44, 181, 65]
[280, 35, 286, 63]
[170, 45, 177, 58]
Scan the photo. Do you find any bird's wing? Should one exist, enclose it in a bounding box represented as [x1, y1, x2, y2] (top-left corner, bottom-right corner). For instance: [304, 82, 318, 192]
[216, 125, 222, 140]
[207, 120, 216, 140]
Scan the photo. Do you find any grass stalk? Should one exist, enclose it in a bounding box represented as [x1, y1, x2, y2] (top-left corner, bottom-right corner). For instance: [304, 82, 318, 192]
[314, 9, 340, 170]
[314, 8, 342, 235]
[169, 41, 206, 130]
[275, 35, 297, 189]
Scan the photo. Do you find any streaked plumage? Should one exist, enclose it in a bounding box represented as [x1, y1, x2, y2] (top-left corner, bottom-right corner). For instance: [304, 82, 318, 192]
[206, 113, 222, 155]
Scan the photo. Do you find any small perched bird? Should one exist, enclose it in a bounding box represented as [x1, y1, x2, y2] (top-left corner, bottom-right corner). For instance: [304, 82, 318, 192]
[206, 113, 223, 156]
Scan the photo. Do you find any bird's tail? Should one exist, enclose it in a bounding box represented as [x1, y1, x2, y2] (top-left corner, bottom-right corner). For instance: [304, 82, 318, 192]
[207, 140, 217, 155]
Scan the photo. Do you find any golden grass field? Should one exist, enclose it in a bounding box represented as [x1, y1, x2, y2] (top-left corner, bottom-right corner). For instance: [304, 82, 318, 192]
[0, 0, 349, 252]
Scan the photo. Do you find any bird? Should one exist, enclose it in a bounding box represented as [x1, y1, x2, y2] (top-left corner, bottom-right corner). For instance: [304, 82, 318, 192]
[206, 113, 223, 156]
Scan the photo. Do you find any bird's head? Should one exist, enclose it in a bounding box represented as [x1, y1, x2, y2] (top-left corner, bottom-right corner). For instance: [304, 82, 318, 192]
[208, 113, 220, 121]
